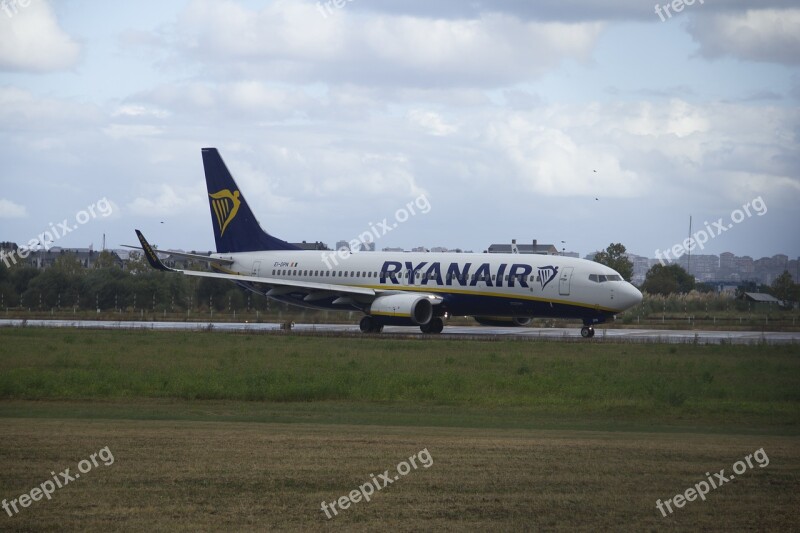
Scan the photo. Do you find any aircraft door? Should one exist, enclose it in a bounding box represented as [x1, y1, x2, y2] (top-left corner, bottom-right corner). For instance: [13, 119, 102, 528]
[559, 267, 573, 296]
[252, 261, 261, 276]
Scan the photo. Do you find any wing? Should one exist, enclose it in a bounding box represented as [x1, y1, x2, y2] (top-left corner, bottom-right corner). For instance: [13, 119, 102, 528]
[134, 230, 428, 305]
[121, 244, 235, 265]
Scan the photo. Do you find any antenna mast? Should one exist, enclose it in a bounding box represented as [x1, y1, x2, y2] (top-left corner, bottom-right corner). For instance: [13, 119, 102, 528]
[687, 216, 692, 277]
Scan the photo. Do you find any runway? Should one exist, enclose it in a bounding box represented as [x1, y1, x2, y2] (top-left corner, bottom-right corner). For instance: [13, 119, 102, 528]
[1, 319, 797, 344]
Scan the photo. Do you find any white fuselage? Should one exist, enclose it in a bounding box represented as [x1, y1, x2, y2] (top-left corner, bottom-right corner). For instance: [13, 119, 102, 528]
[211, 249, 643, 320]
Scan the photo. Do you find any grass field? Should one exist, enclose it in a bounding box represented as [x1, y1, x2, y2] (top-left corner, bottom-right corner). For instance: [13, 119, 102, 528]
[0, 327, 798, 531]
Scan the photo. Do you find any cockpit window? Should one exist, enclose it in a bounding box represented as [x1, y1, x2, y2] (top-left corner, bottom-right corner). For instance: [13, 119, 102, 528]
[589, 274, 623, 283]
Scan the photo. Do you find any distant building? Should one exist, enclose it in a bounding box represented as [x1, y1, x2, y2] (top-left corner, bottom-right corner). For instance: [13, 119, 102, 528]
[382, 247, 405, 252]
[741, 292, 782, 308]
[335, 240, 350, 252]
[411, 246, 429, 253]
[361, 242, 376, 252]
[292, 241, 330, 251]
[18, 247, 124, 270]
[626, 253, 652, 286]
[676, 254, 719, 282]
[488, 239, 558, 255]
[658, 252, 796, 286]
[430, 246, 449, 253]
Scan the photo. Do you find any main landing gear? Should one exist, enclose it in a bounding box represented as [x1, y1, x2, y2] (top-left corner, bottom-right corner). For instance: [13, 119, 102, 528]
[420, 317, 444, 334]
[359, 316, 445, 334]
[359, 316, 384, 333]
[580, 326, 595, 338]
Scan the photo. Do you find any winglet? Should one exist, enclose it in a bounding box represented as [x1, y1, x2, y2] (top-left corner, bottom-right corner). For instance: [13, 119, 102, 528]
[135, 230, 175, 272]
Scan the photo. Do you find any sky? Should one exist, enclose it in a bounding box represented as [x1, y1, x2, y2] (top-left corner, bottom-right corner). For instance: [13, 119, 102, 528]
[0, 0, 798, 260]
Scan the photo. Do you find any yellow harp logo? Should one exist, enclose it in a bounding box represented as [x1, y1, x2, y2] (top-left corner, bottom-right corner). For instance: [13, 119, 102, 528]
[209, 189, 241, 236]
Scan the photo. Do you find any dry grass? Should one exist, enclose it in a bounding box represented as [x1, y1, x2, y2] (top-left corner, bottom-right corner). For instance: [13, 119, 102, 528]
[1, 418, 798, 531]
[1, 329, 797, 530]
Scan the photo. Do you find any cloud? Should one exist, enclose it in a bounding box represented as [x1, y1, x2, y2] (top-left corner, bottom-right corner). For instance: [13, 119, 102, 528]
[408, 110, 457, 136]
[452, 98, 799, 204]
[688, 8, 800, 65]
[131, 81, 316, 122]
[351, 0, 645, 21]
[128, 184, 204, 217]
[484, 113, 645, 198]
[343, 0, 800, 22]
[0, 0, 81, 72]
[112, 105, 170, 119]
[103, 124, 164, 140]
[0, 198, 26, 218]
[0, 87, 102, 129]
[171, 0, 604, 88]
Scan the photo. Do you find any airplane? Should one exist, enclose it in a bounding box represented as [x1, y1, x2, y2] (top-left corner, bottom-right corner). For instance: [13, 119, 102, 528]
[133, 148, 643, 338]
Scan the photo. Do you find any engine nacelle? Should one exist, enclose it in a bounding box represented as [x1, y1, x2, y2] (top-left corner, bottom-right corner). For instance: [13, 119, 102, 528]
[474, 316, 532, 327]
[369, 294, 434, 325]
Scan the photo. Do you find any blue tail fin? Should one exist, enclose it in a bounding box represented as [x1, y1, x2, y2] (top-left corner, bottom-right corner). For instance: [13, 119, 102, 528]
[202, 148, 300, 253]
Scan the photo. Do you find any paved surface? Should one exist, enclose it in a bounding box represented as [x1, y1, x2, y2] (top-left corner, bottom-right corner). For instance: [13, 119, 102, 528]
[1, 319, 798, 344]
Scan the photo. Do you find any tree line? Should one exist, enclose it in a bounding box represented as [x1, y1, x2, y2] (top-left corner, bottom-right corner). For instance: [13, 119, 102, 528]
[1, 247, 797, 313]
[0, 252, 267, 312]
[593, 243, 799, 302]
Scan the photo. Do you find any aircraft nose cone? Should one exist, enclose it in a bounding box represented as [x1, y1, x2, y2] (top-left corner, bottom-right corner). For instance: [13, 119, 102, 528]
[621, 283, 643, 310]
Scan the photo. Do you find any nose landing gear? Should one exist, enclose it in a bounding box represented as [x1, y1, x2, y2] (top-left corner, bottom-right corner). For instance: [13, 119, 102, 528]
[580, 326, 595, 338]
